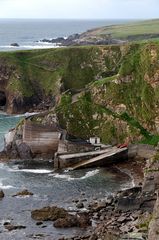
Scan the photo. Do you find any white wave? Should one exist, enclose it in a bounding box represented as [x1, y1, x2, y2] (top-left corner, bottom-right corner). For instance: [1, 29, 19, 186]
[0, 163, 10, 170]
[9, 168, 53, 174]
[0, 112, 39, 119]
[49, 169, 99, 181]
[0, 45, 60, 49]
[80, 169, 99, 179]
[0, 184, 15, 189]
[0, 178, 15, 189]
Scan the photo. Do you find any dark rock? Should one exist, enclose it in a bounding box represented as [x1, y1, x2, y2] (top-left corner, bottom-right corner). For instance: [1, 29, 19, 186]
[4, 222, 26, 231]
[10, 43, 19, 47]
[77, 212, 91, 228]
[12, 189, 33, 197]
[116, 187, 142, 211]
[94, 201, 106, 211]
[16, 142, 32, 160]
[76, 202, 84, 209]
[36, 221, 43, 226]
[53, 215, 78, 228]
[0, 190, 4, 199]
[81, 192, 85, 196]
[117, 216, 127, 223]
[31, 206, 68, 221]
[54, 212, 91, 228]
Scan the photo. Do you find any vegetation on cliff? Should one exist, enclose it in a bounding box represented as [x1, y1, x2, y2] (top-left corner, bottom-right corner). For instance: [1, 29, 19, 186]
[0, 45, 126, 113]
[56, 42, 159, 145]
[1, 41, 159, 145]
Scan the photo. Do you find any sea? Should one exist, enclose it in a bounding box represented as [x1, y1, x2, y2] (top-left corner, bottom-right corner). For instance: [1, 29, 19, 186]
[0, 19, 133, 239]
[0, 19, 132, 51]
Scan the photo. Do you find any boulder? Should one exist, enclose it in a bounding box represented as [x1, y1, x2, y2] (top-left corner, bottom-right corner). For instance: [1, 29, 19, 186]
[0, 190, 4, 199]
[77, 212, 91, 228]
[53, 215, 78, 228]
[53, 212, 91, 228]
[31, 206, 68, 221]
[116, 187, 142, 211]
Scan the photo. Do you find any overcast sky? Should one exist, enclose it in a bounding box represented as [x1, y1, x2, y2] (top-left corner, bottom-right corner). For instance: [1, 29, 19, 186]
[0, 0, 158, 19]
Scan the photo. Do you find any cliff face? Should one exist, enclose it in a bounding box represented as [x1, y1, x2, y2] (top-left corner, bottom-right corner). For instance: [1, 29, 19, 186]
[1, 43, 159, 144]
[0, 46, 125, 113]
[57, 42, 159, 145]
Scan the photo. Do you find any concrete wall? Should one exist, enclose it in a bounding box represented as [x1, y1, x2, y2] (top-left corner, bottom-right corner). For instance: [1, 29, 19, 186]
[128, 144, 156, 159]
[23, 120, 61, 155]
[57, 140, 95, 154]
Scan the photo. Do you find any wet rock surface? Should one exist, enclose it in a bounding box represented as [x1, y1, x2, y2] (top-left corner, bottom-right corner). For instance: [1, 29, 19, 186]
[4, 222, 26, 231]
[12, 189, 34, 197]
[31, 206, 69, 221]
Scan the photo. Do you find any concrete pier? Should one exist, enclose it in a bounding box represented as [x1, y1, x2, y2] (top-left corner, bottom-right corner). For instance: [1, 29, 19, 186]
[54, 147, 128, 169]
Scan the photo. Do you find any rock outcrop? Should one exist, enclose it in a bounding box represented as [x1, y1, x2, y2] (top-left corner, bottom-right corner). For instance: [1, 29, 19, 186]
[31, 206, 69, 221]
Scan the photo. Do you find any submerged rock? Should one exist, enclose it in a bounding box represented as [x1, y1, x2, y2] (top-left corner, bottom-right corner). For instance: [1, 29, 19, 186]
[4, 222, 26, 231]
[10, 43, 19, 47]
[31, 206, 68, 221]
[12, 189, 33, 197]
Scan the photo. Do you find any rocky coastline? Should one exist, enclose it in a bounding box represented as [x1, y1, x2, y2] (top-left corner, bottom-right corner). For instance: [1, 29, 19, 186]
[0, 124, 158, 240]
[38, 32, 126, 47]
[0, 150, 159, 240]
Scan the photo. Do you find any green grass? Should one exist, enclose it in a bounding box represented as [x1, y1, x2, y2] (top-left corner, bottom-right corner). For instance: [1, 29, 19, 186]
[86, 19, 159, 40]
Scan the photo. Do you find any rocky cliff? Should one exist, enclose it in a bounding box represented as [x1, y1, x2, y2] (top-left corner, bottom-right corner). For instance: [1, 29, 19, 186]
[0, 46, 125, 113]
[1, 42, 159, 145]
[57, 42, 159, 145]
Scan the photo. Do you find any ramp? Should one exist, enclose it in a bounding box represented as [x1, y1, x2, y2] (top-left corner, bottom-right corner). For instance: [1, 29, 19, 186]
[69, 147, 128, 170]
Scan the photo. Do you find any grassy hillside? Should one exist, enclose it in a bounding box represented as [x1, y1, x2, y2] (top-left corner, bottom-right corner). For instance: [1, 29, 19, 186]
[1, 46, 125, 96]
[82, 19, 159, 40]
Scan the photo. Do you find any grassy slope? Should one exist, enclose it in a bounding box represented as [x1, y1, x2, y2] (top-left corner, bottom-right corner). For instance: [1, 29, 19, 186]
[0, 45, 125, 98]
[57, 42, 159, 145]
[83, 19, 159, 40]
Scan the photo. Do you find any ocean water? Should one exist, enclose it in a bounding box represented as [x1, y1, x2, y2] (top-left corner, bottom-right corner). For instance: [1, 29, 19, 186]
[0, 162, 132, 239]
[0, 19, 131, 51]
[0, 113, 23, 151]
[0, 113, 133, 239]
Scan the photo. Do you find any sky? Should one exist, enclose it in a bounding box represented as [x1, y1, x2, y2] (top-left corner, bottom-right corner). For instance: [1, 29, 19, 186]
[0, 0, 158, 19]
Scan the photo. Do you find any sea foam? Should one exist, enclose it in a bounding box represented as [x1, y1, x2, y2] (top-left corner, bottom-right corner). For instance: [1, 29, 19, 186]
[49, 169, 99, 181]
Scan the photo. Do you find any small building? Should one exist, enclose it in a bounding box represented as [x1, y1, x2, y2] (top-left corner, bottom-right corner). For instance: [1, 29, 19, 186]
[89, 137, 100, 145]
